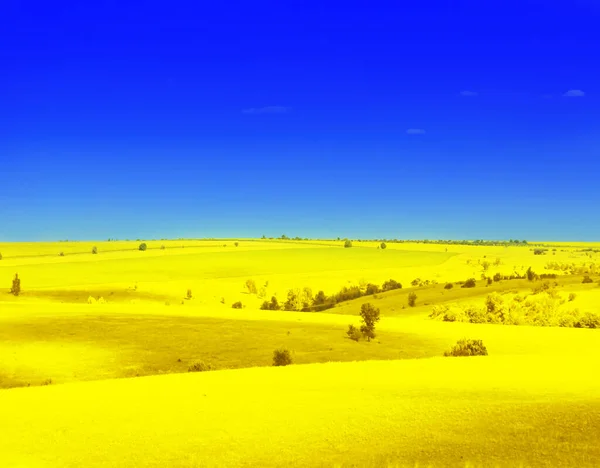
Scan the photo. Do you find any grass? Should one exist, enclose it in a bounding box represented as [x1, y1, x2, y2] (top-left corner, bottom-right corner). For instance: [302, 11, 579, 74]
[1, 239, 599, 467]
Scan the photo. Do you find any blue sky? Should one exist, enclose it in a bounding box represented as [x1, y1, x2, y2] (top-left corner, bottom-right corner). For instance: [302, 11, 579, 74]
[1, 0, 598, 241]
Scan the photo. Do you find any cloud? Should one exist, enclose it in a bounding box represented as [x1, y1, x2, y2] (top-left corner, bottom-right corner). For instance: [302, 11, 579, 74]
[242, 106, 291, 114]
[563, 89, 585, 97]
[460, 90, 478, 97]
[406, 128, 426, 135]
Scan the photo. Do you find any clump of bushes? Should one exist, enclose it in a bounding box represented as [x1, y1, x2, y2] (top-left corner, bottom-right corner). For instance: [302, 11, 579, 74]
[582, 276, 594, 284]
[408, 292, 417, 307]
[364, 283, 380, 295]
[59, 251, 65, 256]
[444, 283, 453, 289]
[346, 324, 361, 342]
[188, 361, 213, 372]
[260, 296, 280, 310]
[139, 243, 147, 251]
[10, 273, 20, 296]
[461, 278, 476, 288]
[382, 279, 402, 291]
[232, 301, 243, 309]
[273, 349, 292, 366]
[246, 279, 258, 294]
[493, 273, 502, 282]
[444, 339, 488, 357]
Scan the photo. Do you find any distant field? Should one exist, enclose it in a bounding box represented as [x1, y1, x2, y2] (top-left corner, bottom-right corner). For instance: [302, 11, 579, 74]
[1, 238, 599, 467]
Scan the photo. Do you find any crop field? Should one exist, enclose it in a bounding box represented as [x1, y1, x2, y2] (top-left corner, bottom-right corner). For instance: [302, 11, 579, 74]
[1, 239, 600, 467]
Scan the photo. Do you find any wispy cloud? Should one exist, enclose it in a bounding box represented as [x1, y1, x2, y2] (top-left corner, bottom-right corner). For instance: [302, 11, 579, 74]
[242, 106, 291, 114]
[460, 90, 478, 97]
[563, 89, 585, 97]
[406, 128, 426, 135]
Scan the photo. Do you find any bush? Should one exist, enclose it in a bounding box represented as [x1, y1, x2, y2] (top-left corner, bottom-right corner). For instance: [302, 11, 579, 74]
[92, 246, 98, 254]
[444, 339, 488, 357]
[411, 278, 421, 287]
[346, 324, 361, 342]
[188, 361, 213, 372]
[526, 267, 538, 281]
[139, 243, 147, 251]
[444, 283, 454, 290]
[380, 242, 387, 250]
[575, 312, 600, 329]
[234, 242, 239, 247]
[260, 296, 280, 310]
[582, 275, 594, 284]
[160, 245, 166, 250]
[0, 252, 3, 260]
[232, 301, 243, 309]
[187, 289, 192, 300]
[486, 277, 493, 285]
[408, 292, 417, 307]
[493, 273, 502, 282]
[273, 349, 292, 366]
[359, 303, 380, 341]
[10, 273, 21, 296]
[568, 292, 577, 302]
[246, 279, 258, 294]
[344, 240, 353, 248]
[365, 283, 380, 295]
[59, 252, 65, 256]
[461, 278, 476, 288]
[382, 279, 402, 291]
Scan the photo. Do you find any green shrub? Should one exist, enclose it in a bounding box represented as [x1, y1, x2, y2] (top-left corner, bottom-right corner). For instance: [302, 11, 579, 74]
[232, 301, 243, 309]
[10, 273, 20, 296]
[582, 275, 594, 284]
[382, 279, 402, 291]
[346, 324, 361, 342]
[408, 292, 417, 307]
[92, 246, 98, 254]
[486, 277, 493, 285]
[365, 283, 380, 295]
[380, 242, 387, 250]
[188, 361, 213, 372]
[493, 273, 502, 282]
[461, 278, 476, 288]
[139, 243, 147, 251]
[575, 312, 600, 329]
[344, 240, 353, 248]
[444, 339, 488, 357]
[444, 283, 453, 289]
[234, 242, 239, 247]
[273, 349, 292, 366]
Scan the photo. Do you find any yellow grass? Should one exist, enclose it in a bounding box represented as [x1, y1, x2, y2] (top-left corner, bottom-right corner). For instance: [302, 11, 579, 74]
[1, 239, 599, 467]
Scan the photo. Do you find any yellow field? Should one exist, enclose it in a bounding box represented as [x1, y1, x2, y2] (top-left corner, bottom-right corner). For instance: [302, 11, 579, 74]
[1, 239, 599, 467]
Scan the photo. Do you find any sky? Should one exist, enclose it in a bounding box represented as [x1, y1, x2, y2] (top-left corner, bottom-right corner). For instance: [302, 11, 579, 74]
[1, 0, 599, 242]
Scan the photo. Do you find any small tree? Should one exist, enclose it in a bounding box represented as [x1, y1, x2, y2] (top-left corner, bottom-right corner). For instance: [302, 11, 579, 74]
[234, 242, 239, 247]
[346, 324, 361, 341]
[139, 243, 147, 251]
[408, 292, 417, 307]
[444, 339, 488, 357]
[273, 349, 292, 366]
[187, 289, 192, 300]
[160, 245, 166, 250]
[10, 273, 21, 296]
[444, 283, 454, 289]
[246, 279, 257, 294]
[344, 240, 353, 248]
[461, 278, 477, 288]
[232, 301, 243, 309]
[92, 246, 98, 254]
[359, 303, 380, 341]
[382, 279, 402, 291]
[582, 276, 594, 284]
[380, 242, 387, 250]
[0, 252, 2, 260]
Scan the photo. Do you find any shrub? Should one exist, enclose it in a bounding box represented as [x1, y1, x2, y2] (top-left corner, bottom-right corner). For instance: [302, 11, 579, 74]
[139, 243, 147, 251]
[313, 290, 328, 305]
[365, 283, 380, 295]
[443, 283, 453, 290]
[568, 292, 577, 302]
[380, 242, 387, 250]
[344, 240, 353, 248]
[188, 361, 213, 372]
[10, 273, 21, 296]
[273, 349, 292, 366]
[92, 246, 98, 254]
[59, 251, 65, 256]
[493, 273, 502, 282]
[382, 279, 402, 291]
[232, 301, 243, 309]
[444, 339, 488, 357]
[346, 324, 361, 342]
[160, 245, 166, 250]
[260, 296, 280, 310]
[246, 279, 258, 294]
[359, 303, 380, 341]
[187, 289, 192, 300]
[575, 312, 600, 329]
[411, 278, 421, 287]
[461, 278, 476, 288]
[0, 252, 2, 260]
[487, 277, 493, 285]
[408, 292, 417, 307]
[526, 267, 538, 281]
[582, 276, 594, 284]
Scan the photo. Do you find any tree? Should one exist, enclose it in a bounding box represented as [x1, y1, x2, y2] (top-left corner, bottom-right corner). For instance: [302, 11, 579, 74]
[187, 289, 192, 300]
[408, 292, 417, 307]
[359, 303, 380, 341]
[346, 324, 361, 342]
[344, 240, 353, 248]
[380, 242, 387, 250]
[273, 349, 292, 366]
[382, 279, 402, 291]
[10, 273, 21, 296]
[92, 246, 98, 254]
[246, 279, 257, 294]
[139, 243, 147, 251]
[234, 242, 239, 247]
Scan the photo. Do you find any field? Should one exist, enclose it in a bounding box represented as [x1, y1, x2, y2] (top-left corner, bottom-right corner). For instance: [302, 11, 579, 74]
[1, 239, 600, 467]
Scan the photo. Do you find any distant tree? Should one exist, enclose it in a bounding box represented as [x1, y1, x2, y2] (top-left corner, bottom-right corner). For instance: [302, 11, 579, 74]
[261, 235, 266, 239]
[246, 279, 258, 294]
[232, 301, 243, 309]
[382, 279, 402, 291]
[346, 324, 361, 342]
[92, 246, 98, 254]
[187, 289, 192, 300]
[380, 242, 387, 250]
[344, 240, 353, 248]
[525, 267, 537, 281]
[313, 290, 328, 305]
[160, 245, 166, 250]
[481, 260, 490, 271]
[139, 243, 147, 251]
[59, 252, 65, 257]
[582, 276, 594, 284]
[0, 252, 2, 260]
[408, 292, 417, 307]
[365, 283, 380, 295]
[234, 242, 239, 247]
[444, 283, 454, 289]
[359, 303, 381, 342]
[10, 273, 21, 296]
[260, 296, 280, 310]
[493, 273, 502, 282]
[273, 349, 292, 366]
[462, 278, 477, 288]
